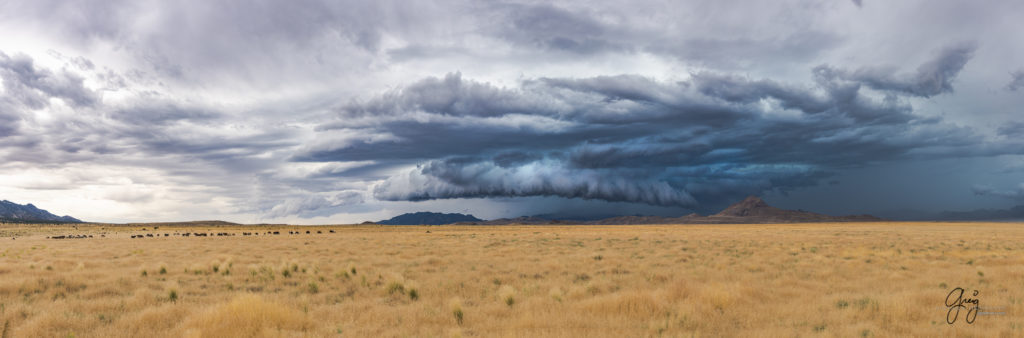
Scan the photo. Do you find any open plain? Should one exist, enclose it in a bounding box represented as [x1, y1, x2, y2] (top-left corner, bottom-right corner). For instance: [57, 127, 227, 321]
[0, 222, 1021, 337]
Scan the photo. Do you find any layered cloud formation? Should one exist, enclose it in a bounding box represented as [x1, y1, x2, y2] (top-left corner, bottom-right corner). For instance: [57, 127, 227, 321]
[0, 0, 1022, 222]
[302, 44, 1008, 212]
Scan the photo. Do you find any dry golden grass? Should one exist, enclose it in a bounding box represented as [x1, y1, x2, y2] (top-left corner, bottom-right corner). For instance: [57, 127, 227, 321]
[0, 222, 1022, 337]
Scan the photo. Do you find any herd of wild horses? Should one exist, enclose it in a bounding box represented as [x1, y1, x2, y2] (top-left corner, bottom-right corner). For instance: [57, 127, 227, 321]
[36, 229, 337, 240]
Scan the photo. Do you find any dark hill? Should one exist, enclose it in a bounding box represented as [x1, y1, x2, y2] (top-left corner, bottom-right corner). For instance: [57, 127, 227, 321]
[371, 197, 882, 226]
[462, 196, 882, 225]
[706, 196, 883, 223]
[377, 212, 482, 225]
[0, 200, 82, 223]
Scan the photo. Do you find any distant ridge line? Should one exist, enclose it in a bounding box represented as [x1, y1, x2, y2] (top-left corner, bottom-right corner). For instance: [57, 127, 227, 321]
[378, 196, 885, 225]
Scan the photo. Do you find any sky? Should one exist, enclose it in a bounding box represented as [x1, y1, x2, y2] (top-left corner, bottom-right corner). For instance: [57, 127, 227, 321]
[1, 0, 1023, 224]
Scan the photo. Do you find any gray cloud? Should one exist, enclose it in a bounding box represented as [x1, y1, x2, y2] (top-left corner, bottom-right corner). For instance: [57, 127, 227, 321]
[492, 3, 628, 55]
[998, 121, 1024, 137]
[1008, 70, 1024, 91]
[0, 51, 311, 219]
[813, 42, 976, 98]
[264, 190, 365, 219]
[972, 184, 1024, 200]
[2, 1, 1022, 222]
[653, 31, 844, 68]
[0, 51, 98, 109]
[373, 158, 697, 207]
[310, 45, 1008, 211]
[692, 73, 831, 114]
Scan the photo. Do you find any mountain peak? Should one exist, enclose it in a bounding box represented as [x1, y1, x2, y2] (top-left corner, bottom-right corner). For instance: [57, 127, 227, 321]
[715, 195, 772, 217]
[376, 212, 482, 225]
[0, 199, 83, 223]
[741, 195, 766, 205]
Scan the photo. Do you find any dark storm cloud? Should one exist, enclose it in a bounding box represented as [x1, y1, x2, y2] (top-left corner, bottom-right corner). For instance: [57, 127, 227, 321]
[998, 121, 1024, 137]
[812, 42, 976, 98]
[691, 73, 831, 114]
[372, 158, 697, 207]
[1007, 71, 1024, 91]
[304, 44, 1005, 210]
[972, 184, 1024, 200]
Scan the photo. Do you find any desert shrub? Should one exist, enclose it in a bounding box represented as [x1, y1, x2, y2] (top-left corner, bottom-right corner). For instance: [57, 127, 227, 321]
[450, 298, 465, 325]
[453, 308, 464, 325]
[308, 282, 319, 294]
[386, 282, 404, 295]
[498, 285, 515, 306]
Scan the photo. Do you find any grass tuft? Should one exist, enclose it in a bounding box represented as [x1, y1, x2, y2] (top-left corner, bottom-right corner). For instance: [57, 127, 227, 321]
[450, 298, 464, 325]
[498, 285, 515, 306]
[307, 282, 319, 294]
[386, 282, 405, 295]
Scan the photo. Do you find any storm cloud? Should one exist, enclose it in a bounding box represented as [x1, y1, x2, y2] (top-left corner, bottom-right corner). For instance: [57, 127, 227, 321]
[973, 184, 1024, 201]
[308, 46, 1009, 211]
[1, 0, 1022, 222]
[373, 158, 698, 207]
[1008, 71, 1024, 91]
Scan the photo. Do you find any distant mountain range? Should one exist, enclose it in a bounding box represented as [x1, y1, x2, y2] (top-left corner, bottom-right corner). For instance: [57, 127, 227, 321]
[877, 204, 1024, 222]
[0, 200, 82, 223]
[375, 211, 482, 225]
[936, 205, 1024, 221]
[16, 195, 1018, 226]
[375, 196, 884, 225]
